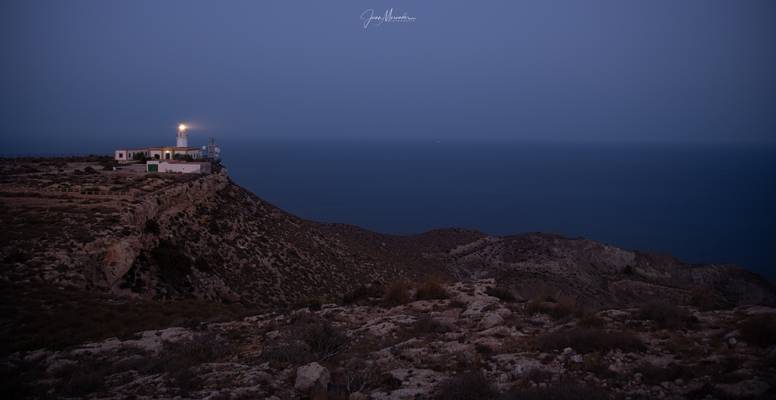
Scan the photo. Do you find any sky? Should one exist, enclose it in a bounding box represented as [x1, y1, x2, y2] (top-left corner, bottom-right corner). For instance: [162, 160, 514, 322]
[1, 0, 775, 153]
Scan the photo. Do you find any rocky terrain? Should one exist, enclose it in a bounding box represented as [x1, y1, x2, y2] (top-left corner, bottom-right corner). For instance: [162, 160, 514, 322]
[5, 279, 776, 399]
[1, 157, 776, 399]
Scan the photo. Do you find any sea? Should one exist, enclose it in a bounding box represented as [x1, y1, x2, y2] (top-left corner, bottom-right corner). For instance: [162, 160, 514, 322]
[220, 139, 776, 279]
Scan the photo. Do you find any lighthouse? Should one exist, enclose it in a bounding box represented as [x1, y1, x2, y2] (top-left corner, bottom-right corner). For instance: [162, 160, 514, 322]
[176, 123, 188, 148]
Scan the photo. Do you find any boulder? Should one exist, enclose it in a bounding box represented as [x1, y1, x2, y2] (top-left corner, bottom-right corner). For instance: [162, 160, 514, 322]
[479, 312, 504, 329]
[294, 362, 330, 392]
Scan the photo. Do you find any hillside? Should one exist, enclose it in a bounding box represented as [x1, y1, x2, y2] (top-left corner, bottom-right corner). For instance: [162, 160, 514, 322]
[1, 157, 776, 399]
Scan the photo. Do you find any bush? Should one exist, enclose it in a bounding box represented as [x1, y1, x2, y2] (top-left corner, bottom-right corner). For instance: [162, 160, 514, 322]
[151, 240, 192, 289]
[502, 381, 608, 400]
[435, 371, 498, 400]
[57, 359, 107, 397]
[261, 342, 312, 365]
[144, 219, 160, 234]
[637, 362, 694, 385]
[485, 286, 517, 302]
[638, 302, 696, 329]
[537, 328, 644, 353]
[527, 299, 574, 320]
[415, 281, 449, 300]
[739, 314, 776, 347]
[297, 317, 348, 360]
[577, 312, 605, 328]
[383, 281, 411, 307]
[342, 283, 383, 305]
[147, 333, 233, 376]
[413, 315, 450, 336]
[689, 288, 730, 311]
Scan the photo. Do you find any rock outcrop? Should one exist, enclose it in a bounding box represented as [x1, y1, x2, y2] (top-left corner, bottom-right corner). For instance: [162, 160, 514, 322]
[5, 280, 775, 399]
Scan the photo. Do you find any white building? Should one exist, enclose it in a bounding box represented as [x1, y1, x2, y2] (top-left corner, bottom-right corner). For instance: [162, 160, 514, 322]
[146, 160, 211, 174]
[114, 124, 219, 174]
[115, 146, 203, 162]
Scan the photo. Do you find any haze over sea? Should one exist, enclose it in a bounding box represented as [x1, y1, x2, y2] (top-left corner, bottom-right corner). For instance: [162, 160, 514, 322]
[221, 139, 776, 279]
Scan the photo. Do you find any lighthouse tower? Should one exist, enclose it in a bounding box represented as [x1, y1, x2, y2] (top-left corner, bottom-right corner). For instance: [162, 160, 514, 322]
[176, 124, 188, 147]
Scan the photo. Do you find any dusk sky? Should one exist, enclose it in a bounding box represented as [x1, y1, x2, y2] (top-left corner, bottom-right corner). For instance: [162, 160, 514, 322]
[2, 1, 775, 154]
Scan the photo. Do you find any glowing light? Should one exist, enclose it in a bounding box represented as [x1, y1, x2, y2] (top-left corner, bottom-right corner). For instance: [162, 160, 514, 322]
[178, 123, 187, 132]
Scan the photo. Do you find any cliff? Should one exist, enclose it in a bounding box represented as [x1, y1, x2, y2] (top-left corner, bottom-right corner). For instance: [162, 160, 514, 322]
[2, 158, 776, 399]
[1, 157, 774, 309]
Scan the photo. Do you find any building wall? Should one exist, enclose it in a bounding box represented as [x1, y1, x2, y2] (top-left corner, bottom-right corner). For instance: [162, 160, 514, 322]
[147, 161, 209, 174]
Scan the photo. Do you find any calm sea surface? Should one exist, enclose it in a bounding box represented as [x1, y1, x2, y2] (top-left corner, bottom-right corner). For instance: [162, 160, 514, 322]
[222, 140, 775, 278]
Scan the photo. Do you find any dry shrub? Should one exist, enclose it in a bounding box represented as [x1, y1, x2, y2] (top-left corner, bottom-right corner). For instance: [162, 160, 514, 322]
[383, 281, 411, 307]
[527, 299, 575, 320]
[739, 314, 776, 347]
[415, 281, 449, 300]
[295, 315, 348, 361]
[261, 342, 312, 365]
[637, 362, 694, 385]
[485, 286, 517, 302]
[435, 371, 498, 400]
[148, 333, 233, 374]
[413, 315, 450, 336]
[638, 301, 697, 329]
[537, 328, 644, 354]
[56, 358, 107, 397]
[342, 283, 384, 305]
[449, 299, 466, 308]
[577, 312, 605, 329]
[502, 381, 608, 400]
[689, 288, 731, 311]
[524, 368, 553, 383]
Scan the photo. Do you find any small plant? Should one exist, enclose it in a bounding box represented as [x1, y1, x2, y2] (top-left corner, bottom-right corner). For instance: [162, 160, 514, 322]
[527, 299, 574, 320]
[261, 342, 312, 365]
[144, 219, 160, 234]
[638, 301, 696, 329]
[435, 371, 498, 400]
[413, 315, 450, 336]
[537, 328, 644, 353]
[383, 281, 411, 307]
[342, 283, 384, 305]
[485, 286, 517, 302]
[637, 362, 694, 385]
[739, 314, 776, 347]
[502, 381, 607, 400]
[689, 288, 730, 311]
[577, 312, 605, 328]
[415, 281, 449, 300]
[296, 317, 348, 360]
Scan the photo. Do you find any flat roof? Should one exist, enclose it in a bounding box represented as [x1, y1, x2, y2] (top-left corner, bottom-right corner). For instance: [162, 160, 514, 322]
[118, 146, 201, 151]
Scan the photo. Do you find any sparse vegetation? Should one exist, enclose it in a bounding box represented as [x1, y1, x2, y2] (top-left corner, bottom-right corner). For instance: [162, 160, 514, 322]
[435, 371, 498, 400]
[144, 219, 160, 234]
[502, 381, 608, 400]
[294, 314, 348, 361]
[527, 298, 575, 320]
[738, 314, 776, 347]
[415, 280, 449, 300]
[342, 283, 384, 305]
[537, 328, 644, 353]
[577, 312, 605, 328]
[383, 281, 412, 306]
[638, 301, 696, 329]
[636, 362, 694, 385]
[413, 315, 450, 336]
[485, 286, 517, 302]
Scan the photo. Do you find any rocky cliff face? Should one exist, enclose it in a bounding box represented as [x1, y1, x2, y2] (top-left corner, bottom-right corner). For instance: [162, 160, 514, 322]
[1, 158, 774, 310]
[2, 158, 776, 399]
[7, 279, 776, 400]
